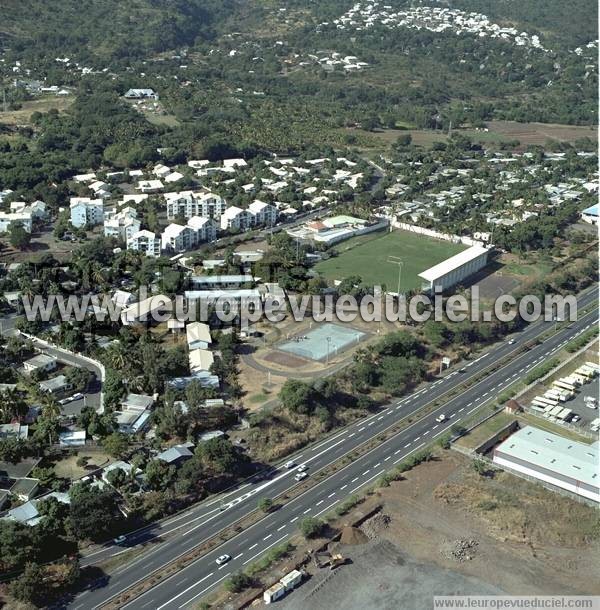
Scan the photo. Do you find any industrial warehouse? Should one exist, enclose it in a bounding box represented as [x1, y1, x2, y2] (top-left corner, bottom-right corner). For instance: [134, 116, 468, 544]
[493, 426, 599, 503]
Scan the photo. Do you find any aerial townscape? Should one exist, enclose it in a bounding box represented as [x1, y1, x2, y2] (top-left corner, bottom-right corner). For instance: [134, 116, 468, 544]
[0, 1, 598, 609]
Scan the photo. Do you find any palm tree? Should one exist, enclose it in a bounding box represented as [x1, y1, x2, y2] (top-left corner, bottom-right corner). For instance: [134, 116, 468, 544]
[41, 394, 62, 420]
[0, 388, 28, 423]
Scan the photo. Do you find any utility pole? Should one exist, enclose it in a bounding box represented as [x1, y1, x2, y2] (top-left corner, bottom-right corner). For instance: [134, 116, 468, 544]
[326, 336, 331, 365]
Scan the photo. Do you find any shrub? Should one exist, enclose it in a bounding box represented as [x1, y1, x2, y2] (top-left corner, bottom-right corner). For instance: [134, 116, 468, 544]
[224, 572, 252, 593]
[299, 517, 326, 539]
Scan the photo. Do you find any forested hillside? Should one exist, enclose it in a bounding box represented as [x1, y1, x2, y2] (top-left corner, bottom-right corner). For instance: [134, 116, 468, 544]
[0, 0, 234, 59]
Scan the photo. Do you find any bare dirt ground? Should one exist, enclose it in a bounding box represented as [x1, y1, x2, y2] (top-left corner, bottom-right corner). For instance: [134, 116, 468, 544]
[487, 120, 598, 146]
[276, 452, 600, 610]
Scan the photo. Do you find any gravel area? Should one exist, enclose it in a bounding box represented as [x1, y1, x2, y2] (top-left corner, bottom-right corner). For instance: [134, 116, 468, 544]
[278, 539, 503, 610]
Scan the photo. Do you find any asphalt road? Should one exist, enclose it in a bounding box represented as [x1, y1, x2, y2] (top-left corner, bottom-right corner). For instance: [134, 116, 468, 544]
[70, 287, 598, 610]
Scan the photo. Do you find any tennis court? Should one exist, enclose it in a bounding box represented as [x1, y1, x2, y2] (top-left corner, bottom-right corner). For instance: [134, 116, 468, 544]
[278, 323, 366, 362]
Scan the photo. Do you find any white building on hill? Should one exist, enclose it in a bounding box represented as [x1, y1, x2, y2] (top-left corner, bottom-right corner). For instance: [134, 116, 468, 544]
[70, 197, 104, 228]
[127, 230, 161, 257]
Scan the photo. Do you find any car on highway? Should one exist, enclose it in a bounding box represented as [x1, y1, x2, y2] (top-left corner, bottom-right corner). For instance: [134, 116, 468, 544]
[435, 414, 447, 423]
[296, 464, 308, 473]
[216, 554, 231, 566]
[508, 339, 516, 345]
[113, 535, 127, 545]
[284, 460, 296, 469]
[294, 472, 308, 482]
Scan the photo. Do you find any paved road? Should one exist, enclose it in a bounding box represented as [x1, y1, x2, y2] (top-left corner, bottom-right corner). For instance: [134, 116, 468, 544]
[68, 288, 598, 610]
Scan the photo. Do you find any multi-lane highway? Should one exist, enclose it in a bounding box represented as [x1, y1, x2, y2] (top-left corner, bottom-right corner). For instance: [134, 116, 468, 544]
[73, 288, 597, 610]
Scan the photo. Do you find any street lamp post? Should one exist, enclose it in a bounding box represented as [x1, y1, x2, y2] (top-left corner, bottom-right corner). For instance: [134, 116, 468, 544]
[326, 336, 332, 365]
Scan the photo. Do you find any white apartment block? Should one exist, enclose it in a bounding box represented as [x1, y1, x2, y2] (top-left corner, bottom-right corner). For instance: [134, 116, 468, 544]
[248, 200, 278, 226]
[166, 191, 227, 220]
[127, 230, 161, 257]
[220, 206, 254, 231]
[0, 211, 32, 233]
[161, 224, 196, 253]
[70, 197, 104, 228]
[187, 216, 218, 243]
[104, 207, 141, 241]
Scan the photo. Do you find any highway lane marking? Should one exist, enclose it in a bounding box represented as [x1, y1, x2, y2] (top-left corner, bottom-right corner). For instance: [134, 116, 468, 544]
[414, 436, 421, 441]
[248, 543, 258, 551]
[432, 424, 439, 429]
[384, 456, 391, 461]
[263, 534, 272, 541]
[314, 499, 340, 518]
[303, 508, 312, 514]
[110, 312, 598, 607]
[340, 484, 347, 490]
[316, 500, 324, 506]
[153, 571, 215, 610]
[348, 432, 356, 438]
[374, 462, 381, 468]
[242, 534, 289, 567]
[377, 416, 384, 421]
[367, 421, 375, 426]
[328, 492, 336, 498]
[423, 431, 429, 436]
[358, 427, 366, 432]
[362, 469, 370, 476]
[404, 443, 410, 448]
[290, 517, 298, 523]
[395, 449, 402, 454]
[178, 573, 231, 609]
[348, 470, 385, 494]
[467, 402, 473, 407]
[458, 408, 464, 412]
[351, 477, 359, 483]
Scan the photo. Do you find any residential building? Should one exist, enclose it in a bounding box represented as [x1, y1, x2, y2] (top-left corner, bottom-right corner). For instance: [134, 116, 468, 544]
[4, 492, 70, 526]
[70, 197, 104, 228]
[114, 394, 154, 435]
[156, 443, 194, 465]
[248, 200, 278, 226]
[189, 349, 214, 376]
[161, 223, 196, 253]
[136, 179, 164, 193]
[104, 207, 141, 241]
[187, 216, 218, 243]
[121, 294, 172, 326]
[58, 430, 86, 447]
[165, 191, 227, 220]
[0, 211, 32, 233]
[38, 375, 71, 395]
[124, 88, 158, 100]
[127, 230, 161, 257]
[186, 322, 212, 350]
[581, 204, 598, 225]
[220, 206, 254, 231]
[23, 354, 57, 374]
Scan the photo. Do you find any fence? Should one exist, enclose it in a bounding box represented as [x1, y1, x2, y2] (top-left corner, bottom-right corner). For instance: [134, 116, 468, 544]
[391, 220, 484, 247]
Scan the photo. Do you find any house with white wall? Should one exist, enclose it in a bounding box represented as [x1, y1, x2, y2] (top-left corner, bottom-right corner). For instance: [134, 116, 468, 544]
[104, 207, 141, 241]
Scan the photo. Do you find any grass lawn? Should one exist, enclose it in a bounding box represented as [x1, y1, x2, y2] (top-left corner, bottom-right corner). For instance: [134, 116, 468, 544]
[315, 229, 466, 291]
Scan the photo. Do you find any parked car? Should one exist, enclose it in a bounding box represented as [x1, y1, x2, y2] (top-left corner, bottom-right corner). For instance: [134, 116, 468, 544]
[216, 554, 231, 566]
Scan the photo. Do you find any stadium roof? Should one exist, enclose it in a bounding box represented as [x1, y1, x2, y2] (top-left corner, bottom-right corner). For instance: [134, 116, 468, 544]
[495, 426, 599, 489]
[418, 245, 488, 283]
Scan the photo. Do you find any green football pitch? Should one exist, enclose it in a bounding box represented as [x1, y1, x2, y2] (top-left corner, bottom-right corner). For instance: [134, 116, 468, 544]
[314, 229, 466, 291]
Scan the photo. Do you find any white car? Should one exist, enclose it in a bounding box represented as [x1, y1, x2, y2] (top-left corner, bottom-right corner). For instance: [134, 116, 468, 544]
[72, 392, 84, 401]
[216, 554, 231, 566]
[296, 464, 308, 473]
[508, 339, 516, 345]
[284, 460, 296, 469]
[435, 414, 447, 423]
[295, 472, 308, 482]
[113, 535, 127, 545]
